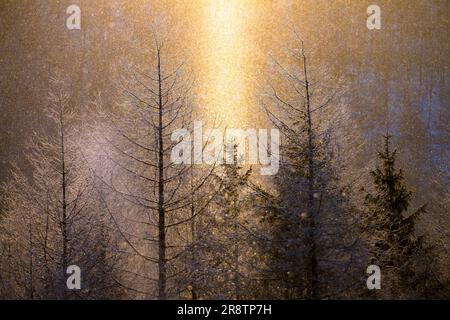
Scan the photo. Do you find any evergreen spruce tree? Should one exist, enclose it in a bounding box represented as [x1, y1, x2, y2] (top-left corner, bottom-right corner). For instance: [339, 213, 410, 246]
[192, 144, 274, 299]
[362, 134, 446, 298]
[193, 145, 251, 299]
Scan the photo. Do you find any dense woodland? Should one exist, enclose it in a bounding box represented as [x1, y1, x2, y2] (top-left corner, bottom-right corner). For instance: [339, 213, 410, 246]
[0, 1, 448, 299]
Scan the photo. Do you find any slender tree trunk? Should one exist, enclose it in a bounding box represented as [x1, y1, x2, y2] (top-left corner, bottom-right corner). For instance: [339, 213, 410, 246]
[302, 45, 318, 300]
[234, 224, 240, 300]
[60, 108, 68, 300]
[189, 169, 198, 300]
[43, 189, 51, 297]
[156, 49, 167, 300]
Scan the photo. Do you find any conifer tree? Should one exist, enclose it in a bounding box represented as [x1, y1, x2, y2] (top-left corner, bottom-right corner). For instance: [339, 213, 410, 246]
[362, 134, 445, 298]
[190, 145, 273, 299]
[190, 146, 249, 299]
[0, 76, 121, 299]
[261, 41, 359, 299]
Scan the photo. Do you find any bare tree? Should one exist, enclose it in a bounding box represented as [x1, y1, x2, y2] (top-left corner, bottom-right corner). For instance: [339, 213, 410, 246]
[261, 40, 361, 299]
[0, 76, 120, 299]
[90, 27, 214, 299]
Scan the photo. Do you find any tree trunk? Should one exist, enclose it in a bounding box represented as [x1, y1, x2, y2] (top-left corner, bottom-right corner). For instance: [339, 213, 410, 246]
[156, 49, 167, 300]
[302, 45, 318, 300]
[60, 108, 68, 300]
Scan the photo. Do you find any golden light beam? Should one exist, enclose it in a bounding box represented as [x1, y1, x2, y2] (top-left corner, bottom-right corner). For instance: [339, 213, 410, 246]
[198, 0, 254, 127]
